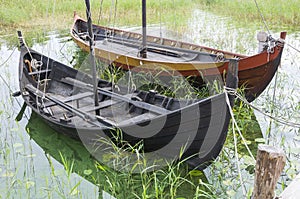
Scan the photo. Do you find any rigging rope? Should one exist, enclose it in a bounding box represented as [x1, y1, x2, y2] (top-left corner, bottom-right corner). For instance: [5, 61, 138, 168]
[97, 0, 104, 25]
[266, 66, 279, 144]
[0, 46, 17, 67]
[0, 45, 28, 119]
[286, 42, 300, 54]
[108, 0, 114, 25]
[159, 0, 162, 39]
[172, 0, 179, 44]
[113, 0, 118, 29]
[253, 0, 270, 35]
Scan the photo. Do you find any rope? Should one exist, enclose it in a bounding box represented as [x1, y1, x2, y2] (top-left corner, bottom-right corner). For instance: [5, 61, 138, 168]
[159, 0, 162, 39]
[253, 0, 300, 54]
[0, 65, 28, 120]
[0, 46, 17, 67]
[266, 66, 279, 144]
[108, 0, 114, 25]
[113, 0, 118, 29]
[224, 88, 249, 197]
[253, 0, 270, 35]
[286, 42, 300, 54]
[97, 0, 104, 25]
[224, 87, 300, 128]
[224, 87, 256, 160]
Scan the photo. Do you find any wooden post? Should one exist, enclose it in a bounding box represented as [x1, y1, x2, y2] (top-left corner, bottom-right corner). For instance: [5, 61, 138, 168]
[252, 144, 286, 199]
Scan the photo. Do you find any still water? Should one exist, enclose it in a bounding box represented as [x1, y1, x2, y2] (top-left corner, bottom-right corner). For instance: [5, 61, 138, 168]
[0, 9, 299, 198]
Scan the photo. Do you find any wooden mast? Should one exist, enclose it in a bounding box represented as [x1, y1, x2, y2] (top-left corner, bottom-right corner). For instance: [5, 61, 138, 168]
[85, 0, 100, 115]
[140, 0, 147, 58]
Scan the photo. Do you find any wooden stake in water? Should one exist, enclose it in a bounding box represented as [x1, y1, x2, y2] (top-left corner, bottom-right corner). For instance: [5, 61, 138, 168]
[85, 0, 100, 115]
[252, 144, 286, 199]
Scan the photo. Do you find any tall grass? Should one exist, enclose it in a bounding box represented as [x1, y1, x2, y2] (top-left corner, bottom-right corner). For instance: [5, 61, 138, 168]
[0, 0, 198, 34]
[1, 0, 299, 34]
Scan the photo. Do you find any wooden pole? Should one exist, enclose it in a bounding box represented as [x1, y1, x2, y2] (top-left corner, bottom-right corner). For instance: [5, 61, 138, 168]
[140, 0, 147, 58]
[85, 0, 100, 115]
[252, 144, 286, 199]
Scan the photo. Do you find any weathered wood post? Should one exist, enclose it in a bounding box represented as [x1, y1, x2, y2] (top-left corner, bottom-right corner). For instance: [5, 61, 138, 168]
[252, 144, 286, 199]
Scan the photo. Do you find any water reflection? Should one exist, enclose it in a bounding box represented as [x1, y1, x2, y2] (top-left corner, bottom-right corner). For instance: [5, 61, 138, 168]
[25, 112, 205, 199]
[26, 112, 106, 198]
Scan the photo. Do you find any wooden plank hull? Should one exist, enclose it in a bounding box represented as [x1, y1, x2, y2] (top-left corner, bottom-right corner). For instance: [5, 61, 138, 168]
[71, 14, 286, 102]
[18, 32, 237, 170]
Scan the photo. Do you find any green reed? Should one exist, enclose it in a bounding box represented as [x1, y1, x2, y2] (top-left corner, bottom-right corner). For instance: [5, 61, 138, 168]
[0, 0, 197, 34]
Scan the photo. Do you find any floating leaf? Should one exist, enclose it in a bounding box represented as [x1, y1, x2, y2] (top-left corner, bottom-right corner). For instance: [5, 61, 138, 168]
[25, 181, 35, 189]
[189, 170, 203, 177]
[83, 169, 92, 175]
[243, 155, 255, 165]
[13, 143, 23, 148]
[226, 189, 236, 197]
[25, 154, 36, 158]
[254, 138, 265, 143]
[223, 179, 232, 186]
[2, 171, 15, 177]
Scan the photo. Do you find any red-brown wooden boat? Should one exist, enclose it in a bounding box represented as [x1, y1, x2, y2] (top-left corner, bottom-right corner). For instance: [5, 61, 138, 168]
[71, 14, 286, 102]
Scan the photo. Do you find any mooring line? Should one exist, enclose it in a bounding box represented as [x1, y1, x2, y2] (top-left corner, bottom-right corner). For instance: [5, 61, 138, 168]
[0, 45, 29, 120]
[224, 88, 249, 198]
[0, 46, 17, 67]
[225, 87, 300, 128]
[286, 42, 300, 54]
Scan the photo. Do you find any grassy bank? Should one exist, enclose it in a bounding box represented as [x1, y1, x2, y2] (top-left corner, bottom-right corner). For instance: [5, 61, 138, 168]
[1, 0, 299, 35]
[0, 0, 197, 35]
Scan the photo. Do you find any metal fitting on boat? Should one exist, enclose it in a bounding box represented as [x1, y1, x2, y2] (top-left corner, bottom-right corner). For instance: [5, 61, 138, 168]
[257, 31, 268, 53]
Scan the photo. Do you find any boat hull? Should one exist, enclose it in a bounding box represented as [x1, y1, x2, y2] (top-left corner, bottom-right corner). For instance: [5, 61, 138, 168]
[71, 14, 286, 102]
[18, 32, 237, 170]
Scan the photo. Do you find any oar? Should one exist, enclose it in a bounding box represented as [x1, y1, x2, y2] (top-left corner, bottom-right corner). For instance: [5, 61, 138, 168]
[15, 102, 27, 122]
[12, 90, 27, 121]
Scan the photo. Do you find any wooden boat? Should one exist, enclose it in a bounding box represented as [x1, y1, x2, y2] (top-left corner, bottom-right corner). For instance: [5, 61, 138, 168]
[71, 13, 286, 102]
[17, 30, 238, 170]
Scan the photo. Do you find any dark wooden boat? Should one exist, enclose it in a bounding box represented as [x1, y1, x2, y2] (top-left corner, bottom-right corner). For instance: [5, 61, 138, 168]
[71, 13, 286, 102]
[17, 31, 238, 170]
